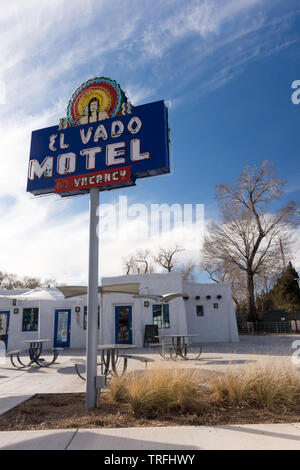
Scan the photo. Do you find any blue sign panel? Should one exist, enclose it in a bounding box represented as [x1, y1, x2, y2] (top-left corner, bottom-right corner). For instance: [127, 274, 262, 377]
[27, 100, 170, 196]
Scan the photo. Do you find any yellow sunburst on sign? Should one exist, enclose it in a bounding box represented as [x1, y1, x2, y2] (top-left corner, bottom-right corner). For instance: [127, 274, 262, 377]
[78, 88, 111, 119]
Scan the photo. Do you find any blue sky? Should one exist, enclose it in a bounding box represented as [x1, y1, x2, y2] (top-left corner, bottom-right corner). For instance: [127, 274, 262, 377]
[0, 0, 299, 284]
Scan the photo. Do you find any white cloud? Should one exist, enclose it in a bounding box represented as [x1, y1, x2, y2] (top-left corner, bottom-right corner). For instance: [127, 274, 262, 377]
[122, 84, 154, 107]
[0, 0, 298, 285]
[0, 102, 66, 198]
[0, 0, 297, 117]
[139, 0, 264, 58]
[0, 191, 203, 284]
[0, 195, 89, 283]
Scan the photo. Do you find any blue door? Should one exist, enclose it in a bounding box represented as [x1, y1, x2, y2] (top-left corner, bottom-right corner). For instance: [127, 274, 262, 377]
[115, 306, 132, 344]
[54, 309, 71, 348]
[0, 311, 10, 349]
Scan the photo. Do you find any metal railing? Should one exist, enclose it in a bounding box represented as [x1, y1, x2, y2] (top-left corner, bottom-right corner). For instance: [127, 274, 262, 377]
[238, 321, 300, 335]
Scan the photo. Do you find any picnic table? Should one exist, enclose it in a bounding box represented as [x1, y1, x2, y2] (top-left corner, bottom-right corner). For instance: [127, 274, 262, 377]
[72, 344, 154, 383]
[8, 339, 61, 368]
[155, 334, 202, 360]
[97, 344, 136, 382]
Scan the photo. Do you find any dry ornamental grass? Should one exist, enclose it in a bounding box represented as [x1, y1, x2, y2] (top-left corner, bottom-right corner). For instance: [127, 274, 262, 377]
[1, 362, 300, 430]
[109, 362, 300, 416]
[209, 363, 300, 409]
[109, 369, 210, 417]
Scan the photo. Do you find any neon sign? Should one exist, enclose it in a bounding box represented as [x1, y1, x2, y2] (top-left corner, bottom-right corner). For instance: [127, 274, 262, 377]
[27, 78, 170, 196]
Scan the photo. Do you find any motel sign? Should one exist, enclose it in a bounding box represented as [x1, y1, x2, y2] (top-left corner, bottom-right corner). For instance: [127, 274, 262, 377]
[27, 88, 170, 196]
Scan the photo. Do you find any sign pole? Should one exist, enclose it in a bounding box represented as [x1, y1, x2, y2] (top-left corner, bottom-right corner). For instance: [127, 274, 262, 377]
[26, 78, 170, 409]
[85, 187, 99, 409]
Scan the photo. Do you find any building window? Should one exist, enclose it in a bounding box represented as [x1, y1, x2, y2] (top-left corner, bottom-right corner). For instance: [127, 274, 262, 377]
[22, 308, 39, 331]
[214, 303, 219, 309]
[83, 306, 100, 330]
[153, 304, 170, 329]
[196, 305, 204, 317]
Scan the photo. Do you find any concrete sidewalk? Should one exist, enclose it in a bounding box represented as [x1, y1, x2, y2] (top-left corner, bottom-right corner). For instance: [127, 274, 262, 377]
[0, 423, 300, 450]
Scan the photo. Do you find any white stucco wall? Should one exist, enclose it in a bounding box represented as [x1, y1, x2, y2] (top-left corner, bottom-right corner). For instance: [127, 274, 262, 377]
[102, 273, 239, 345]
[182, 281, 239, 342]
[101, 272, 188, 346]
[0, 273, 239, 351]
[0, 296, 89, 351]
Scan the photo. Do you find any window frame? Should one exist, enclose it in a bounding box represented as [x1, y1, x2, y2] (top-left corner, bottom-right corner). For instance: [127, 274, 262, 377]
[152, 304, 170, 329]
[196, 305, 204, 317]
[22, 308, 39, 332]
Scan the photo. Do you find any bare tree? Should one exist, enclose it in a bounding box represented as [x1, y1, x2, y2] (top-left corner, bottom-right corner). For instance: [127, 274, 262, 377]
[0, 271, 6, 287]
[202, 161, 299, 322]
[152, 244, 183, 272]
[122, 250, 155, 275]
[200, 260, 248, 306]
[0, 271, 58, 290]
[42, 278, 59, 288]
[135, 249, 155, 273]
[1, 273, 24, 290]
[21, 276, 42, 289]
[122, 245, 191, 277]
[122, 255, 141, 275]
[175, 259, 197, 281]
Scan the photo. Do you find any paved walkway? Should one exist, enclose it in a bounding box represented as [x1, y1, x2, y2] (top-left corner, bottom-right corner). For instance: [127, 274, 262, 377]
[0, 335, 299, 450]
[1, 423, 300, 450]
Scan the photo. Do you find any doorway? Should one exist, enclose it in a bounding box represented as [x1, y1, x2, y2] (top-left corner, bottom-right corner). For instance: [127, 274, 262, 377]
[53, 309, 71, 348]
[115, 306, 132, 344]
[0, 311, 10, 349]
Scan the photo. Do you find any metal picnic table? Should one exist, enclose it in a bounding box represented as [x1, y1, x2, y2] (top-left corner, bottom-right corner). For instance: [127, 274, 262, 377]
[9, 339, 61, 368]
[97, 344, 136, 382]
[73, 344, 154, 383]
[156, 334, 202, 360]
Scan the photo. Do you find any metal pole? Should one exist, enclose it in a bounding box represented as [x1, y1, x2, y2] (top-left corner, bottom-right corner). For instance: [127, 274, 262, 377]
[100, 293, 104, 375]
[100, 294, 104, 346]
[161, 301, 164, 357]
[85, 187, 99, 409]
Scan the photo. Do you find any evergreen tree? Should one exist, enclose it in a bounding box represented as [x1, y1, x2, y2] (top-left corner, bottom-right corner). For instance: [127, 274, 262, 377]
[269, 262, 300, 313]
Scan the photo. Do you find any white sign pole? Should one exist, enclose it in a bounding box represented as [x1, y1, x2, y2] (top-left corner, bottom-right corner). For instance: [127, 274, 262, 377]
[85, 187, 100, 409]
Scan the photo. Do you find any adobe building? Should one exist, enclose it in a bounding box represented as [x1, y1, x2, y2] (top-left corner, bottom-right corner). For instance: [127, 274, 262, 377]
[0, 272, 239, 352]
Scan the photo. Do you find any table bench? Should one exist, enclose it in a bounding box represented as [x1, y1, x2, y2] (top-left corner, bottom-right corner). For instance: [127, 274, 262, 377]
[147, 342, 177, 358]
[8, 346, 63, 369]
[71, 358, 104, 381]
[72, 354, 154, 382]
[118, 354, 154, 368]
[148, 343, 174, 349]
[7, 350, 27, 369]
[42, 347, 64, 364]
